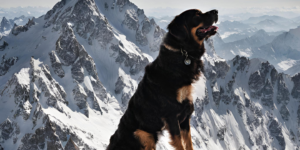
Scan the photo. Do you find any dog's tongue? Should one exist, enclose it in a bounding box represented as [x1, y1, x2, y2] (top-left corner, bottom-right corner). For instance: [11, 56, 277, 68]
[199, 26, 219, 33]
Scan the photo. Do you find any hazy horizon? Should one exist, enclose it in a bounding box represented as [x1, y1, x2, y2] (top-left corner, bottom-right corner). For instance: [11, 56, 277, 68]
[0, 0, 300, 18]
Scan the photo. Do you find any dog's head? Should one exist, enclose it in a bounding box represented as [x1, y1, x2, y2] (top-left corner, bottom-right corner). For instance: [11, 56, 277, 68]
[167, 9, 218, 47]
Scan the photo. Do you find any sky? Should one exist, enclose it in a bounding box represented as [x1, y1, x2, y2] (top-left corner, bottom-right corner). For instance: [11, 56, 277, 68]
[0, 0, 299, 17]
[0, 0, 299, 9]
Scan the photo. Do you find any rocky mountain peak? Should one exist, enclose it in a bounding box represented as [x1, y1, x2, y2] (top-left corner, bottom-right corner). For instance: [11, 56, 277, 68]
[0, 17, 13, 32]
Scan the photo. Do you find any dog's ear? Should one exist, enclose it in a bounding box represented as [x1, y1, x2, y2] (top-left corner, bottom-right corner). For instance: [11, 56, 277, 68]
[167, 15, 188, 40]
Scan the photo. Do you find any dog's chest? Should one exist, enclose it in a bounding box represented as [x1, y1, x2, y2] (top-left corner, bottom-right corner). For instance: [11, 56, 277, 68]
[177, 85, 193, 103]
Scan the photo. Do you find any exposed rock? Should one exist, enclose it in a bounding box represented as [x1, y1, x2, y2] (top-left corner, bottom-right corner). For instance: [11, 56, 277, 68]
[45, 0, 114, 46]
[73, 82, 88, 117]
[0, 54, 18, 76]
[71, 60, 84, 83]
[49, 51, 65, 78]
[115, 76, 126, 94]
[44, 0, 66, 20]
[121, 92, 132, 106]
[249, 70, 265, 98]
[212, 83, 220, 106]
[232, 55, 250, 71]
[269, 119, 285, 148]
[244, 92, 251, 107]
[136, 30, 148, 46]
[280, 105, 290, 121]
[32, 103, 44, 128]
[18, 116, 63, 150]
[11, 18, 35, 36]
[31, 58, 68, 112]
[261, 79, 274, 109]
[204, 39, 230, 81]
[291, 73, 300, 100]
[237, 101, 245, 117]
[249, 62, 273, 99]
[91, 79, 107, 102]
[0, 17, 13, 32]
[111, 44, 149, 75]
[270, 68, 278, 85]
[14, 100, 32, 120]
[256, 135, 263, 145]
[142, 19, 151, 35]
[0, 41, 8, 51]
[122, 10, 139, 31]
[56, 25, 82, 66]
[217, 127, 226, 140]
[85, 89, 102, 113]
[297, 105, 300, 125]
[116, 0, 130, 12]
[0, 119, 14, 141]
[276, 74, 290, 105]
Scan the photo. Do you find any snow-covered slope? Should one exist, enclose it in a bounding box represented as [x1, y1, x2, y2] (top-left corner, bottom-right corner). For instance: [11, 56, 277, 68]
[283, 60, 300, 76]
[215, 29, 275, 59]
[1, 0, 300, 150]
[215, 26, 300, 73]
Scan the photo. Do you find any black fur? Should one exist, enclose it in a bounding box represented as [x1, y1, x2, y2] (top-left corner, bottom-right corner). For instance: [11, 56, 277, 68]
[107, 9, 218, 150]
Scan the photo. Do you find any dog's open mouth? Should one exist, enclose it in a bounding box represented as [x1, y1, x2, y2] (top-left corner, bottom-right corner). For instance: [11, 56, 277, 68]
[197, 26, 218, 34]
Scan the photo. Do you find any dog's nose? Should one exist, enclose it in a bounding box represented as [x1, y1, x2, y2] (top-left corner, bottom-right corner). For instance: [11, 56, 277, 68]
[210, 9, 218, 15]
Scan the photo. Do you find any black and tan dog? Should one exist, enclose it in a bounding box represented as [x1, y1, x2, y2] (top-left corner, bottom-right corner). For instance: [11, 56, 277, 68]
[107, 9, 218, 150]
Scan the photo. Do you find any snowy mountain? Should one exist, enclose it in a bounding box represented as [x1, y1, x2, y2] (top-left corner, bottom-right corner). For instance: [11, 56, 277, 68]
[0, 0, 164, 149]
[0, 17, 13, 32]
[214, 26, 300, 73]
[214, 29, 275, 59]
[1, 0, 300, 150]
[149, 16, 174, 30]
[252, 19, 286, 32]
[242, 15, 298, 32]
[0, 16, 35, 38]
[243, 15, 294, 25]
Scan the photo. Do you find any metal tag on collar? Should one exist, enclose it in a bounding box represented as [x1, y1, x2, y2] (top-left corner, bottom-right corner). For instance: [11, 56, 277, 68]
[181, 49, 191, 65]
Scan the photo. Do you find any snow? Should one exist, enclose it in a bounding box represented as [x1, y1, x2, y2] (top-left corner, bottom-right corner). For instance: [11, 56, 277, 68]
[220, 31, 238, 39]
[278, 59, 297, 71]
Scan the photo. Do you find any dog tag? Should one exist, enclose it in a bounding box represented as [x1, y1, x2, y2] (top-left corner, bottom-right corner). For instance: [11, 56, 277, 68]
[184, 58, 191, 65]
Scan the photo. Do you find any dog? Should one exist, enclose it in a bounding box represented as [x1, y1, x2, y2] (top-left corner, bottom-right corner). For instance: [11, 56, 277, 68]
[107, 9, 218, 150]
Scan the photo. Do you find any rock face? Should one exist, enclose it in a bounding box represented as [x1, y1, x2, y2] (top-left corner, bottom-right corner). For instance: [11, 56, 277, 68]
[11, 18, 35, 36]
[0, 17, 13, 32]
[0, 41, 8, 51]
[49, 51, 65, 78]
[0, 54, 18, 76]
[292, 73, 300, 100]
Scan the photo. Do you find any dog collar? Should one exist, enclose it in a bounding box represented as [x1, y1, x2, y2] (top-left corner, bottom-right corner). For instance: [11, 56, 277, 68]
[163, 44, 192, 66]
[181, 49, 191, 65]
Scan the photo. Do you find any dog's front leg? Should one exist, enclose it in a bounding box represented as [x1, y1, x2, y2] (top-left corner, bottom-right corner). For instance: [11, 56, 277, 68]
[180, 116, 193, 150]
[165, 116, 185, 150]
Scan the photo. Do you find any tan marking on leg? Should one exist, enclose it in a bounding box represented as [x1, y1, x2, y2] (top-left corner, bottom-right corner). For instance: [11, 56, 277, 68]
[191, 23, 204, 46]
[177, 85, 193, 103]
[134, 129, 156, 150]
[181, 129, 194, 150]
